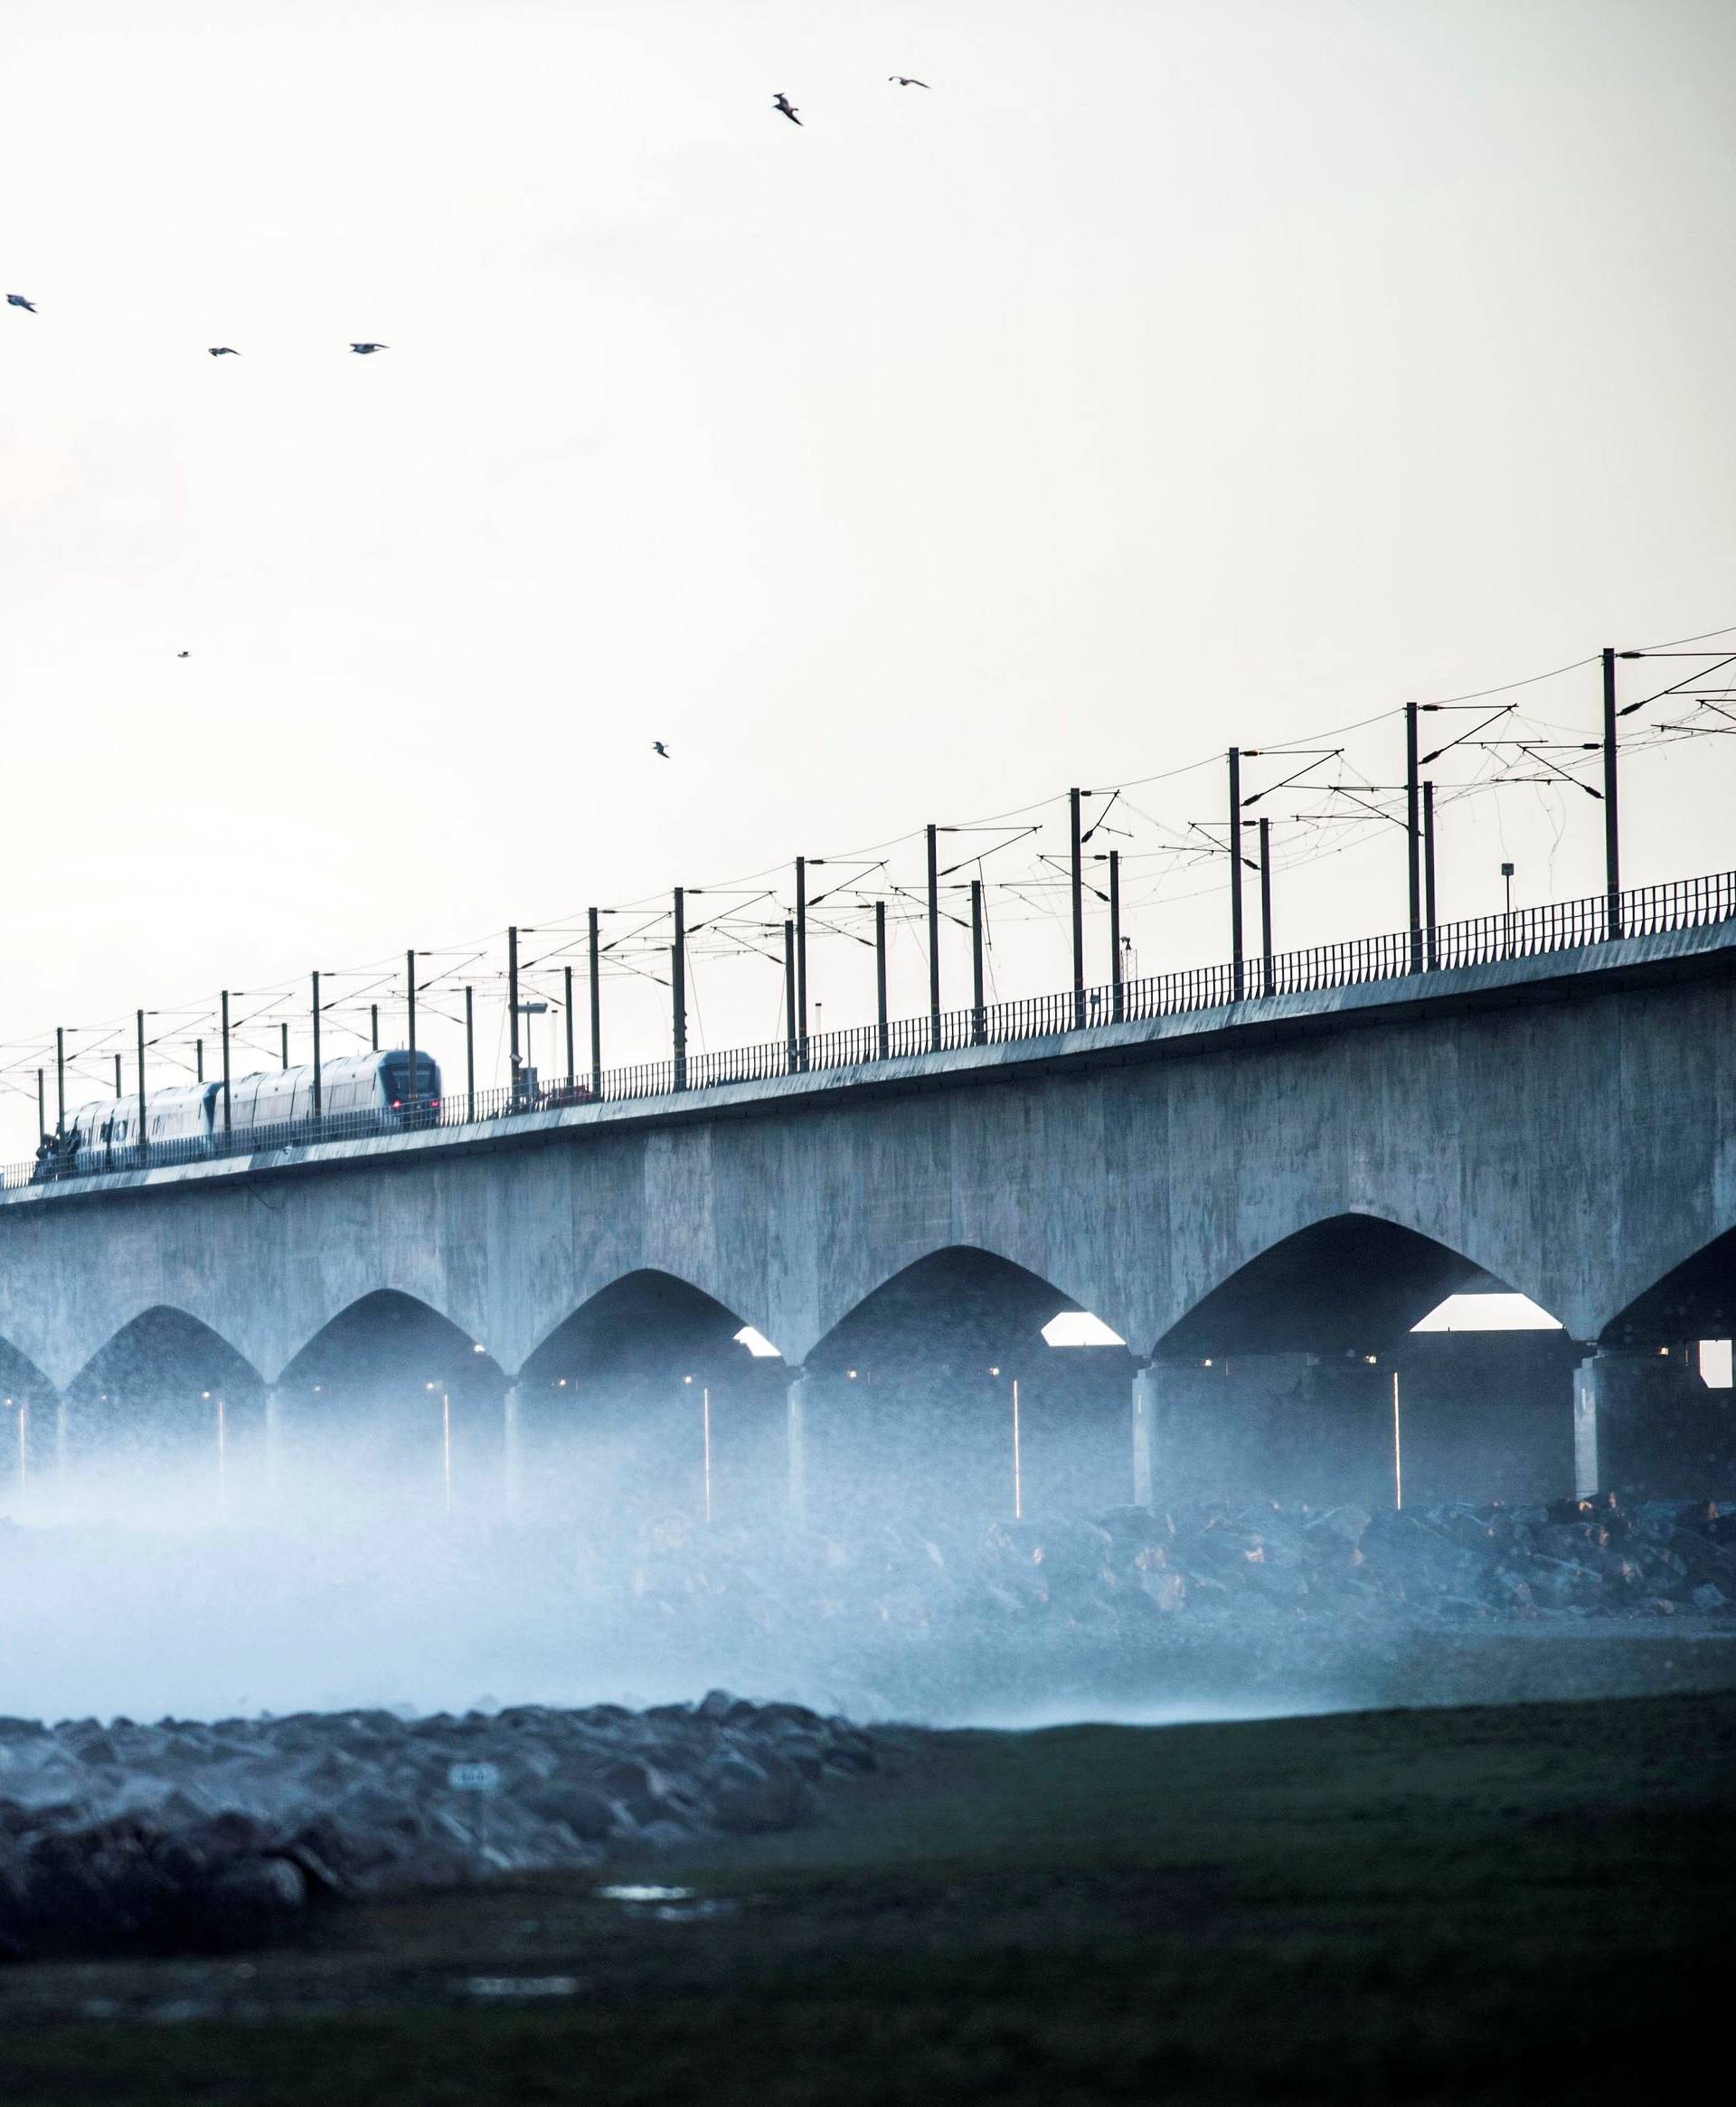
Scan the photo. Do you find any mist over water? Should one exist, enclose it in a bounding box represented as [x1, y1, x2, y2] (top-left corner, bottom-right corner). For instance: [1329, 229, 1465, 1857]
[0, 1364, 1277, 1724]
[3, 1275, 1728, 1732]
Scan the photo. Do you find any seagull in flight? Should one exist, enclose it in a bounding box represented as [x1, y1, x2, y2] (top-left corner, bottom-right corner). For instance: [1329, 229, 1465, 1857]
[350, 341, 389, 354]
[177, 650, 191, 658]
[889, 76, 930, 88]
[772, 92, 801, 125]
[6, 293, 36, 312]
[653, 741, 672, 760]
[208, 345, 240, 357]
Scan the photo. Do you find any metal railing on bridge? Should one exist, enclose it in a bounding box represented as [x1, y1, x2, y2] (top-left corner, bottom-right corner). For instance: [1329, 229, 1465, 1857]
[14, 866, 1735, 1193]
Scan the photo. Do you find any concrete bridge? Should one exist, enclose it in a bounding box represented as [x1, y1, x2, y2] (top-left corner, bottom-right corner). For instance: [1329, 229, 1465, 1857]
[2, 919, 1733, 1526]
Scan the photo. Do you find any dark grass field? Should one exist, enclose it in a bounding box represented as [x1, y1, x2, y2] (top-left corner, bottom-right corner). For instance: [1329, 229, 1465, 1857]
[2, 1683, 1731, 2103]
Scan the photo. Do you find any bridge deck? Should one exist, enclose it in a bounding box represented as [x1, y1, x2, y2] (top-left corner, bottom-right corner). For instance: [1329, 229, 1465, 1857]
[8, 913, 1733, 1213]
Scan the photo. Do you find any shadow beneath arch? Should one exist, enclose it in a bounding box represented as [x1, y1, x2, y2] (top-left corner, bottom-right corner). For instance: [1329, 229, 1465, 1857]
[804, 1247, 1135, 1531]
[0, 1337, 57, 1510]
[1589, 1227, 1736, 1497]
[277, 1292, 509, 1522]
[1153, 1214, 1580, 1509]
[63, 1308, 264, 1521]
[516, 1271, 786, 1534]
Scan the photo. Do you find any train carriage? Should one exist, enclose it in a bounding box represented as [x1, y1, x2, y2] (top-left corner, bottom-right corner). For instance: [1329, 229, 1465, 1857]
[46, 1050, 440, 1179]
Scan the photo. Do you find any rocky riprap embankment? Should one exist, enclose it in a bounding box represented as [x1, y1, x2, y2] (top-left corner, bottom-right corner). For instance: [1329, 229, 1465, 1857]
[618, 1492, 1736, 1640]
[0, 1695, 901, 1962]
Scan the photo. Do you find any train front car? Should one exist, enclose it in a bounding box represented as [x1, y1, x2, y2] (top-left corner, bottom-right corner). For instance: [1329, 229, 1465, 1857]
[379, 1049, 440, 1129]
[219, 1051, 441, 1140]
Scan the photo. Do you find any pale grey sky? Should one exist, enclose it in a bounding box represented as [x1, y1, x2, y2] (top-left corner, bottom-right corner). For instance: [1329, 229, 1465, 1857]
[3, 0, 1733, 1140]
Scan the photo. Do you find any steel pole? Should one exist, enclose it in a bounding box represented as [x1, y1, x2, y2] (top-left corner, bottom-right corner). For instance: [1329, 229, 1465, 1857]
[55, 1028, 64, 1137]
[1069, 786, 1084, 1027]
[507, 925, 521, 1100]
[464, 985, 475, 1117]
[136, 1010, 146, 1159]
[406, 950, 417, 1109]
[1405, 700, 1421, 973]
[311, 972, 323, 1119]
[795, 855, 808, 1066]
[370, 1003, 378, 1053]
[588, 908, 602, 1097]
[874, 899, 889, 1060]
[1228, 749, 1244, 1000]
[1422, 781, 1439, 968]
[1259, 816, 1274, 997]
[1602, 647, 1621, 936]
[279, 1021, 288, 1070]
[784, 919, 797, 1069]
[970, 877, 986, 1043]
[564, 965, 575, 1087]
[672, 888, 686, 1090]
[927, 823, 940, 1051]
[1109, 848, 1123, 1023]
[220, 992, 231, 1135]
[36, 1068, 44, 1146]
[113, 1054, 121, 1099]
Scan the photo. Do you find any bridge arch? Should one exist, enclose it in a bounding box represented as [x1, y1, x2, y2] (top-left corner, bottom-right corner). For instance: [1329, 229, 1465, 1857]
[800, 1245, 1137, 1527]
[1147, 1211, 1580, 1507]
[514, 1270, 787, 1530]
[1579, 1226, 1736, 1498]
[1598, 1224, 1736, 1349]
[62, 1306, 265, 1516]
[0, 1337, 58, 1507]
[275, 1290, 510, 1518]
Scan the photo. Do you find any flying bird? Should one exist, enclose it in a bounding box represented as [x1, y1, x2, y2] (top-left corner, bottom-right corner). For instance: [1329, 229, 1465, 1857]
[653, 741, 672, 760]
[208, 345, 240, 357]
[772, 92, 801, 125]
[888, 76, 930, 88]
[177, 650, 190, 659]
[6, 293, 36, 312]
[349, 341, 389, 354]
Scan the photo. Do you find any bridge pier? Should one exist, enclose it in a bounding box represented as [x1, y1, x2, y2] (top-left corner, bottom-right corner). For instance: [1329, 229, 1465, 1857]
[1573, 1353, 1601, 1499]
[263, 1389, 282, 1504]
[786, 1367, 808, 1524]
[502, 1384, 522, 1517]
[1131, 1361, 1158, 1506]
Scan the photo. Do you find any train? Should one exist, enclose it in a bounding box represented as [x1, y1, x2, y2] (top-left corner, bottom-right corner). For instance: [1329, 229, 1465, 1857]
[42, 1049, 442, 1177]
